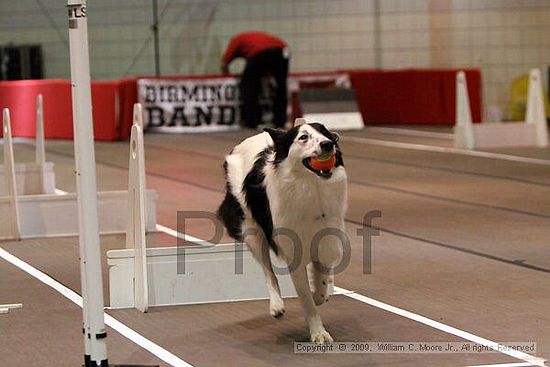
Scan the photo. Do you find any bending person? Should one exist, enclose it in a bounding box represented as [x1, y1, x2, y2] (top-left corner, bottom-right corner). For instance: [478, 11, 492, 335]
[221, 31, 289, 129]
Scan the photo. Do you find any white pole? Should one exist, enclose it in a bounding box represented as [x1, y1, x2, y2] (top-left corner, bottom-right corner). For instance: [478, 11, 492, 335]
[35, 94, 47, 194]
[2, 108, 21, 240]
[525, 68, 549, 147]
[454, 71, 475, 149]
[67, 1, 109, 366]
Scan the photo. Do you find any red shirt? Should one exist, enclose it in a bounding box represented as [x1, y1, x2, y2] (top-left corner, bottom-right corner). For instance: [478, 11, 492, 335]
[221, 32, 287, 65]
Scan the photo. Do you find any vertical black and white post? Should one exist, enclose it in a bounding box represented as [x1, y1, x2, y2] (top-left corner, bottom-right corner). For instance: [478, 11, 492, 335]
[67, 1, 109, 366]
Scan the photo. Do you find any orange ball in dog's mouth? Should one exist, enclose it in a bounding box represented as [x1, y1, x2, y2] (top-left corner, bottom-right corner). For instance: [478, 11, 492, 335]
[310, 154, 336, 171]
[303, 152, 336, 179]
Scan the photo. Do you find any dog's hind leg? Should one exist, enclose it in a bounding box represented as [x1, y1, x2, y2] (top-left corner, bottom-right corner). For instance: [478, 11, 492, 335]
[243, 226, 285, 318]
[289, 265, 333, 343]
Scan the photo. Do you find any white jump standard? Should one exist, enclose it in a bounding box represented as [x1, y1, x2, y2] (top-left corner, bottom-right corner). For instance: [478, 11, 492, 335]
[0, 95, 56, 196]
[0, 109, 21, 240]
[454, 69, 548, 149]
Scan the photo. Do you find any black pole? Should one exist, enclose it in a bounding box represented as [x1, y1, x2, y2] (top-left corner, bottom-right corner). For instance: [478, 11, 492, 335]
[152, 0, 160, 77]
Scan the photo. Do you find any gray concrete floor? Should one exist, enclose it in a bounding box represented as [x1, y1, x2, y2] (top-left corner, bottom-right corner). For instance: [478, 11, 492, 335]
[1, 126, 549, 366]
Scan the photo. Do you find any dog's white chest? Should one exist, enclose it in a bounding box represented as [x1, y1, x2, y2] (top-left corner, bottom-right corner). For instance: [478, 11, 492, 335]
[268, 172, 346, 227]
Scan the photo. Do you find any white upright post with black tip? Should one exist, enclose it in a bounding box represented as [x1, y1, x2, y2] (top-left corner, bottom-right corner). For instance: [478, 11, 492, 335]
[67, 1, 108, 366]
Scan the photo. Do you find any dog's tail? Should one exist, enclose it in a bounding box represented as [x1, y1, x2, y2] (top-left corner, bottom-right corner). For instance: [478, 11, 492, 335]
[217, 189, 244, 241]
[224, 152, 245, 189]
[217, 154, 245, 241]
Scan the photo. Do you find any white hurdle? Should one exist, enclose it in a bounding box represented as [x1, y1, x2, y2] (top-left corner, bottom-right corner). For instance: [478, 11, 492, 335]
[108, 238, 301, 310]
[0, 102, 158, 240]
[454, 69, 548, 149]
[0, 94, 56, 196]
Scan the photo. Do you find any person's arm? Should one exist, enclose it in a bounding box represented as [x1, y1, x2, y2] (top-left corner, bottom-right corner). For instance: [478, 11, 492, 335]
[221, 36, 241, 74]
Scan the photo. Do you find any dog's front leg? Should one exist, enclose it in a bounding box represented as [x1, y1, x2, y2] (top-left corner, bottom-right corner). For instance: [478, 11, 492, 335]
[308, 236, 342, 306]
[290, 265, 333, 343]
[307, 262, 333, 306]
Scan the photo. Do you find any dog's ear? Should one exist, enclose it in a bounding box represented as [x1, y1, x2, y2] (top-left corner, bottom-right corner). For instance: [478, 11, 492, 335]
[331, 132, 340, 143]
[264, 128, 286, 143]
[294, 117, 306, 127]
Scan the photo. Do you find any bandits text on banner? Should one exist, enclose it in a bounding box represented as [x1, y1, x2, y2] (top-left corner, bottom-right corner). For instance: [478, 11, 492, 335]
[137, 77, 275, 133]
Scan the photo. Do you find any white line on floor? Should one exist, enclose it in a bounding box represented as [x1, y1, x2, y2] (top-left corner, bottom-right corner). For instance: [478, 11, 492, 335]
[0, 247, 194, 367]
[334, 286, 546, 367]
[364, 127, 454, 140]
[344, 136, 550, 166]
[156, 223, 218, 247]
[0, 303, 22, 309]
[464, 363, 535, 367]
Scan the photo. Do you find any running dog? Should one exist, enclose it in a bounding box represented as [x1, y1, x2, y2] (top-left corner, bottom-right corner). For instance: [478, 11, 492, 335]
[217, 118, 347, 343]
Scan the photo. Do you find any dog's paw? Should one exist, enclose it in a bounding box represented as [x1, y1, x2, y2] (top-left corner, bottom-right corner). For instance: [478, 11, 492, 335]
[310, 329, 333, 344]
[270, 298, 286, 319]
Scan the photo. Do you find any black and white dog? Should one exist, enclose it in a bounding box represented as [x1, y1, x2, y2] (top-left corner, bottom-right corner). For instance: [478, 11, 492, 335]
[217, 118, 347, 343]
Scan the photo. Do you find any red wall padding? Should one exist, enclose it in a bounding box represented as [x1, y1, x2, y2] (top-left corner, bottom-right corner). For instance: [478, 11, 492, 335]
[0, 79, 120, 140]
[347, 68, 482, 125]
[0, 69, 482, 140]
[117, 78, 139, 140]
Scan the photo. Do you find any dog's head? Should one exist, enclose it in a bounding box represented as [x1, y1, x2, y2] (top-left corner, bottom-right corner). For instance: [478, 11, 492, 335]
[264, 120, 343, 179]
